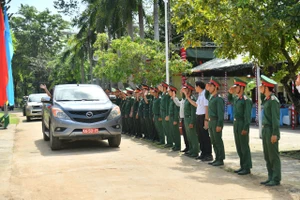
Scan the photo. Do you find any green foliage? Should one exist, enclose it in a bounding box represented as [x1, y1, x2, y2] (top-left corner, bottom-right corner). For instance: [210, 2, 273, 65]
[93, 34, 191, 85]
[11, 5, 70, 96]
[172, 0, 300, 111]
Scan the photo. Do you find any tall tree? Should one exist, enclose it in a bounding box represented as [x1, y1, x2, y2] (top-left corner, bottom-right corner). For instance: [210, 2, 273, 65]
[11, 5, 69, 97]
[172, 0, 300, 112]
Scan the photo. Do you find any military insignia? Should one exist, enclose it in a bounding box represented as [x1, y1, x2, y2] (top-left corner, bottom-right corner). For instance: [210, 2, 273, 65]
[271, 95, 279, 103]
[243, 95, 248, 100]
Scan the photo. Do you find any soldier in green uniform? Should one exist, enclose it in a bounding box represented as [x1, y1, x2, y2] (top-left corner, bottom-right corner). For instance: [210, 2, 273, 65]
[182, 82, 198, 157]
[151, 87, 164, 144]
[115, 88, 122, 106]
[259, 75, 281, 186]
[120, 90, 127, 134]
[168, 85, 181, 151]
[205, 77, 225, 166]
[148, 87, 157, 142]
[228, 78, 252, 175]
[137, 88, 145, 138]
[124, 88, 134, 135]
[160, 82, 172, 147]
[132, 87, 142, 137]
[141, 84, 152, 139]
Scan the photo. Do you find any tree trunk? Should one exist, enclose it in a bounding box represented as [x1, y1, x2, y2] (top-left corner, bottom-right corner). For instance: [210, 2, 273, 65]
[153, 0, 159, 41]
[80, 59, 85, 84]
[127, 15, 134, 40]
[87, 30, 94, 83]
[138, 2, 144, 39]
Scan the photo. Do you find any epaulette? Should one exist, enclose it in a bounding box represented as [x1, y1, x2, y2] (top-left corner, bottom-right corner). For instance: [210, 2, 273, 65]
[271, 95, 280, 103]
[243, 95, 248, 100]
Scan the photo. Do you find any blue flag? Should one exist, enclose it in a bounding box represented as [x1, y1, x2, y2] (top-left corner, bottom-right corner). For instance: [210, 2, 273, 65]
[4, 7, 14, 106]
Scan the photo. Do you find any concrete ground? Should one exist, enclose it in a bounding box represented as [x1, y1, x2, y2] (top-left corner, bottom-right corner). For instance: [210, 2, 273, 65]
[0, 111, 300, 200]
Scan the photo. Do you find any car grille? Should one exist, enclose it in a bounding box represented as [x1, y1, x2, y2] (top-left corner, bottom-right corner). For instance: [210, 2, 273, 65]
[73, 117, 107, 123]
[67, 109, 111, 123]
[32, 106, 42, 109]
[69, 110, 109, 115]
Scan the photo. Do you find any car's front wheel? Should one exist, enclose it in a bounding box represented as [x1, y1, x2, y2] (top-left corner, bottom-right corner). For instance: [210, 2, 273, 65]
[42, 119, 50, 141]
[108, 135, 121, 147]
[26, 116, 31, 122]
[49, 122, 62, 150]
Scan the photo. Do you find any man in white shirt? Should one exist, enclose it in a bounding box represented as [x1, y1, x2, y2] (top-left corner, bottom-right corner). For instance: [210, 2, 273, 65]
[186, 81, 213, 161]
[172, 89, 189, 152]
[296, 73, 300, 93]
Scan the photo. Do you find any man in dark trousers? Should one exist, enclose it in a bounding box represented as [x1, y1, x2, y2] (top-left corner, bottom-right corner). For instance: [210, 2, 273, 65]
[205, 77, 225, 166]
[228, 78, 252, 175]
[183, 82, 198, 157]
[259, 75, 281, 186]
[186, 81, 213, 161]
[160, 82, 172, 147]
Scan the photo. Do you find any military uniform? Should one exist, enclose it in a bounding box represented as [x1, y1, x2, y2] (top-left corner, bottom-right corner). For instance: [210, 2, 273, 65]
[133, 88, 141, 137]
[160, 82, 172, 147]
[120, 91, 127, 134]
[205, 77, 225, 166]
[141, 85, 152, 139]
[137, 96, 145, 138]
[260, 75, 281, 186]
[124, 88, 134, 135]
[152, 87, 164, 144]
[168, 85, 181, 151]
[183, 83, 198, 157]
[228, 78, 252, 175]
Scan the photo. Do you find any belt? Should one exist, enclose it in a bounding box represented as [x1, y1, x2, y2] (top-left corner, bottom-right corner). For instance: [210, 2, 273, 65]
[234, 118, 244, 121]
[208, 117, 218, 121]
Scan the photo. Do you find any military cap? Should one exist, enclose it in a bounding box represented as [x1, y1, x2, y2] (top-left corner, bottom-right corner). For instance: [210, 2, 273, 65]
[122, 90, 127, 95]
[184, 82, 195, 91]
[208, 76, 221, 88]
[169, 84, 178, 91]
[261, 75, 277, 87]
[134, 88, 142, 93]
[111, 87, 116, 92]
[161, 81, 169, 88]
[141, 84, 149, 90]
[233, 77, 247, 87]
[126, 87, 134, 94]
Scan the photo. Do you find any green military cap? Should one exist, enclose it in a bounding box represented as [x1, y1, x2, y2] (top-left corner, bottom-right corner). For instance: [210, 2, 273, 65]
[207, 76, 221, 88]
[126, 87, 134, 94]
[169, 84, 178, 91]
[161, 81, 169, 88]
[141, 84, 149, 90]
[183, 82, 195, 91]
[261, 75, 277, 87]
[122, 90, 127, 95]
[111, 87, 116, 92]
[233, 77, 247, 87]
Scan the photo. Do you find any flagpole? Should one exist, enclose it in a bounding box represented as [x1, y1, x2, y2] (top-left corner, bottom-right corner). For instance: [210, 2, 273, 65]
[164, 0, 169, 84]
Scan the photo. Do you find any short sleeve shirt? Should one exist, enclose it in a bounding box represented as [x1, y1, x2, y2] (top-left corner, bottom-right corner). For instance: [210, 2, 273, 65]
[196, 90, 208, 115]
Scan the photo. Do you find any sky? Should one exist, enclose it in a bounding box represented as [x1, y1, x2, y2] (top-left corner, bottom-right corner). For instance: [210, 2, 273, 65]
[9, 0, 85, 22]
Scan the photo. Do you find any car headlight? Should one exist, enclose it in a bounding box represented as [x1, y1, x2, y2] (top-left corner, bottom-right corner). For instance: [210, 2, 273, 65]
[107, 106, 121, 120]
[52, 107, 70, 120]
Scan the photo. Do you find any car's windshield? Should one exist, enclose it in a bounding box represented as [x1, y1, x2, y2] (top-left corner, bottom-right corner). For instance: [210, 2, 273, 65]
[28, 94, 48, 103]
[54, 86, 109, 102]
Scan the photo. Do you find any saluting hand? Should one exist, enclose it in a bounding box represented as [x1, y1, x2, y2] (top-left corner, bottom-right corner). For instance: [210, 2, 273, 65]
[216, 126, 222, 132]
[165, 116, 169, 121]
[271, 135, 278, 144]
[296, 74, 300, 86]
[228, 86, 235, 94]
[241, 130, 248, 135]
[205, 83, 210, 91]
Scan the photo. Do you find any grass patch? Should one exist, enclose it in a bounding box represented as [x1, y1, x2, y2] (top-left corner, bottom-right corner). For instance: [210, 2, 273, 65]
[280, 150, 300, 160]
[0, 112, 19, 125]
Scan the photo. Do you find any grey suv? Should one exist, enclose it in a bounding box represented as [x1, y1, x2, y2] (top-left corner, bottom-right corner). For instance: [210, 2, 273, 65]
[25, 93, 48, 121]
[41, 84, 122, 150]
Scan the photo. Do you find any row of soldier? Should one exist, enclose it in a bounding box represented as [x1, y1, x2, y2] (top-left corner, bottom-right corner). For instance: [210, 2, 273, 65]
[109, 75, 281, 187]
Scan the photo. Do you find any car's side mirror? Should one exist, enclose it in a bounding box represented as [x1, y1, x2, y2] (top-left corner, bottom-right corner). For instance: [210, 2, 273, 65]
[41, 96, 51, 103]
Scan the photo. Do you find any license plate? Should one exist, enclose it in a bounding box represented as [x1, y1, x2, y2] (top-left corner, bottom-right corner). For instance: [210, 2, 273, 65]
[82, 128, 99, 134]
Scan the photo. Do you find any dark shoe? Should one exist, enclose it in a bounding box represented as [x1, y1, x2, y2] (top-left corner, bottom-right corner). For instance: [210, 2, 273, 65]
[180, 148, 189, 152]
[260, 180, 271, 185]
[208, 160, 217, 165]
[265, 181, 280, 186]
[188, 154, 198, 158]
[172, 147, 180, 151]
[164, 144, 173, 148]
[238, 169, 251, 175]
[201, 155, 213, 162]
[195, 154, 205, 160]
[184, 151, 190, 155]
[212, 161, 224, 166]
[234, 168, 243, 173]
